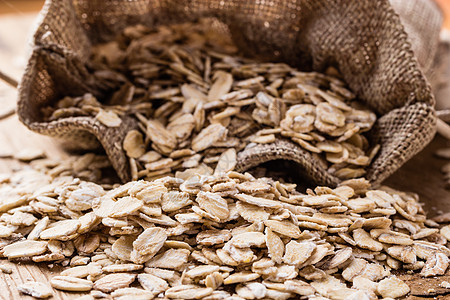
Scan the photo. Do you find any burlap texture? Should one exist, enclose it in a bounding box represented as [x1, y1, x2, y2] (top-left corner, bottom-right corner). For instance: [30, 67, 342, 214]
[390, 0, 444, 90]
[18, 0, 438, 185]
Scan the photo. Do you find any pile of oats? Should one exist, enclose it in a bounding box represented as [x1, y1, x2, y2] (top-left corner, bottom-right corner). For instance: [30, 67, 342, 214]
[43, 20, 379, 182]
[1, 153, 449, 300]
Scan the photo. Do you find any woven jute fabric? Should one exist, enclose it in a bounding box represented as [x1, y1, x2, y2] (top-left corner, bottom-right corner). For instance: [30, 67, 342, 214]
[390, 0, 444, 89]
[18, 0, 438, 185]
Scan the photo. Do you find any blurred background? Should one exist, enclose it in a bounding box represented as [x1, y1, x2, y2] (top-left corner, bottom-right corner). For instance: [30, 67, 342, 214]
[0, 0, 44, 14]
[0, 0, 450, 26]
[438, 0, 450, 28]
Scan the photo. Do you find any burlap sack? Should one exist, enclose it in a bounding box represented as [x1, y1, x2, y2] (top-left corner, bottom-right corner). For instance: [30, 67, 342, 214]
[18, 0, 438, 185]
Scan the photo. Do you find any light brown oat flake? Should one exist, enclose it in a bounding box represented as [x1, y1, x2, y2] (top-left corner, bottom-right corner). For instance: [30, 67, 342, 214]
[377, 276, 410, 298]
[167, 114, 196, 140]
[196, 191, 229, 220]
[205, 272, 223, 290]
[186, 265, 220, 278]
[353, 228, 383, 252]
[40, 219, 80, 240]
[298, 265, 326, 281]
[191, 124, 227, 152]
[132, 227, 167, 259]
[358, 263, 390, 282]
[135, 183, 167, 204]
[74, 234, 100, 255]
[236, 181, 272, 194]
[224, 242, 255, 263]
[3, 240, 47, 259]
[223, 272, 261, 285]
[197, 229, 231, 246]
[93, 273, 136, 293]
[161, 191, 192, 212]
[342, 258, 368, 282]
[146, 120, 177, 154]
[50, 276, 93, 292]
[284, 279, 316, 296]
[27, 216, 50, 240]
[440, 224, 450, 241]
[250, 134, 276, 144]
[236, 282, 267, 299]
[309, 275, 347, 297]
[231, 232, 266, 248]
[165, 285, 213, 299]
[208, 71, 233, 101]
[282, 240, 316, 266]
[214, 148, 237, 175]
[352, 276, 378, 296]
[145, 248, 190, 270]
[0, 264, 12, 274]
[109, 196, 144, 218]
[264, 219, 301, 239]
[236, 201, 270, 223]
[234, 193, 282, 209]
[60, 264, 102, 278]
[95, 109, 122, 127]
[265, 289, 293, 300]
[371, 229, 413, 245]
[386, 245, 416, 264]
[103, 263, 143, 273]
[17, 282, 53, 299]
[421, 251, 450, 277]
[77, 212, 100, 234]
[123, 130, 146, 158]
[112, 235, 135, 261]
[111, 287, 154, 300]
[319, 247, 352, 270]
[0, 225, 15, 238]
[138, 273, 169, 294]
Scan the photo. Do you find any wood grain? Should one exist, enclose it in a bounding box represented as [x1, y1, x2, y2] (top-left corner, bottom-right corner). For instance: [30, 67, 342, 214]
[0, 9, 450, 300]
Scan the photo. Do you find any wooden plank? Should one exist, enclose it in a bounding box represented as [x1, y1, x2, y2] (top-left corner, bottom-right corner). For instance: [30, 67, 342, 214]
[386, 134, 450, 218]
[0, 261, 84, 300]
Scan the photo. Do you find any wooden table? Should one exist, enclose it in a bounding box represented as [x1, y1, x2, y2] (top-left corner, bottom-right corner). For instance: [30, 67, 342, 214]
[1, 9, 450, 300]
